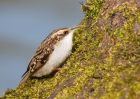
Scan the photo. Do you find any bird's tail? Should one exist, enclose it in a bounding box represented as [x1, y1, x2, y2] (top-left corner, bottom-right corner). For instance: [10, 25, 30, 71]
[19, 71, 31, 85]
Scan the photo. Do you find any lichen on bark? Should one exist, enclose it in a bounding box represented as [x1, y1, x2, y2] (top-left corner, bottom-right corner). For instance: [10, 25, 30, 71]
[2, 0, 140, 99]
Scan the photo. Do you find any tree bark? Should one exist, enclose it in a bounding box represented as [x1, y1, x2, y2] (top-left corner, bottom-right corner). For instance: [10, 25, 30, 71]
[2, 0, 140, 98]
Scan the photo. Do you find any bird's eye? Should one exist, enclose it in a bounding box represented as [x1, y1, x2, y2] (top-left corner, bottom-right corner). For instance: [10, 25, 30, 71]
[64, 31, 68, 34]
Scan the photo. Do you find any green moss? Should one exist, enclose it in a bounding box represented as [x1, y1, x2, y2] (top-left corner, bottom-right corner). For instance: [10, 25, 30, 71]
[2, 0, 140, 98]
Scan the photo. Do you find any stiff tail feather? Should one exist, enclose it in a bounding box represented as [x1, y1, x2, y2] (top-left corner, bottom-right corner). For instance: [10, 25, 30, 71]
[19, 71, 31, 85]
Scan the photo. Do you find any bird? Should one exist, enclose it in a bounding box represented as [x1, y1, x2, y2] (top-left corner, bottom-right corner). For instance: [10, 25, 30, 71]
[19, 26, 78, 85]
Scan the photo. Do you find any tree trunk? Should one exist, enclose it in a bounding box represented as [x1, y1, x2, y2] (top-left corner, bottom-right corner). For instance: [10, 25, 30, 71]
[2, 0, 140, 98]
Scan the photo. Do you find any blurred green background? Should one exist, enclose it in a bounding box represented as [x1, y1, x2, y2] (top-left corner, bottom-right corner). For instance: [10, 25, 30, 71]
[0, 0, 84, 95]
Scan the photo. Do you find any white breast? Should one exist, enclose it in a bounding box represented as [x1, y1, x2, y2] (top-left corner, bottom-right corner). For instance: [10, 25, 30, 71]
[33, 31, 74, 77]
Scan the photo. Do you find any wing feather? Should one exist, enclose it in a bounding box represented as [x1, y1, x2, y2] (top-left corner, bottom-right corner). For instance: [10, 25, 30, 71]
[22, 37, 54, 78]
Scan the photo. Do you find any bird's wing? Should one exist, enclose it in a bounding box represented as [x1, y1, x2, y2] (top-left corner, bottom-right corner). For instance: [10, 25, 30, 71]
[20, 35, 56, 85]
[22, 37, 55, 77]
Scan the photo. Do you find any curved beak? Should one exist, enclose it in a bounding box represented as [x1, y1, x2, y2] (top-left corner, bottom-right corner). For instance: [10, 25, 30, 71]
[70, 26, 80, 30]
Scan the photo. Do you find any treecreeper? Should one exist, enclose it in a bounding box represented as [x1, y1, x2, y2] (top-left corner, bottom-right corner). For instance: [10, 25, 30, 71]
[20, 26, 79, 85]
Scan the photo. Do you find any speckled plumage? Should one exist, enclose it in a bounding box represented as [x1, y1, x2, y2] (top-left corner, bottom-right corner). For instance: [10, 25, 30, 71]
[20, 27, 77, 85]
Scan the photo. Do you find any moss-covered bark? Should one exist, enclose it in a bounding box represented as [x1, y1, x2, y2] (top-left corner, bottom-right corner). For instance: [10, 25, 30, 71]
[2, 0, 140, 98]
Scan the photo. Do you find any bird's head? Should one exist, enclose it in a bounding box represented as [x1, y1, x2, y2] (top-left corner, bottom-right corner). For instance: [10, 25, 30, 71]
[50, 26, 79, 38]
